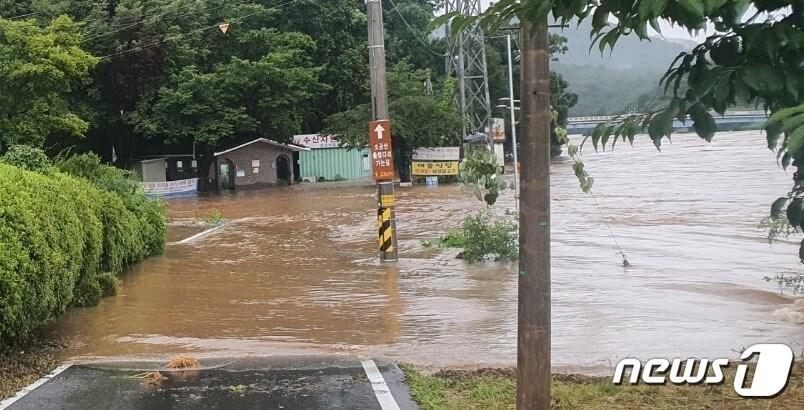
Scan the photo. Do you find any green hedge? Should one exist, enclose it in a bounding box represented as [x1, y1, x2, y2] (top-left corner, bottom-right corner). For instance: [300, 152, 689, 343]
[0, 158, 166, 347]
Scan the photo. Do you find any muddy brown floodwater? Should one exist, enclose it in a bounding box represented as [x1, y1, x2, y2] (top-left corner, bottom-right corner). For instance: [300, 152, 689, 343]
[49, 131, 804, 374]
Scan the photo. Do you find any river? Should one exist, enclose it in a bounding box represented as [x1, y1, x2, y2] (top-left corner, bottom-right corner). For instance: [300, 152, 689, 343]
[48, 130, 804, 374]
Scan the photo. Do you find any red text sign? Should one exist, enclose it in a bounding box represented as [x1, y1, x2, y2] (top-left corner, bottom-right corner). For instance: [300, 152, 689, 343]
[369, 120, 395, 181]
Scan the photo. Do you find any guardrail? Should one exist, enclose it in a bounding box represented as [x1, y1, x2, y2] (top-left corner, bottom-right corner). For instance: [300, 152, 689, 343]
[567, 110, 768, 124]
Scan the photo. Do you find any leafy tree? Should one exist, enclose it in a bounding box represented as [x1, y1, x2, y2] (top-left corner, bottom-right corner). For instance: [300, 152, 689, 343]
[0, 16, 97, 151]
[324, 62, 462, 182]
[280, 0, 369, 130]
[129, 30, 324, 189]
[384, 0, 445, 72]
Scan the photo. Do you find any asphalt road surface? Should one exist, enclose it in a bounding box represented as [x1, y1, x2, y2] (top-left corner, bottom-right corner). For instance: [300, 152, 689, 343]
[2, 356, 416, 409]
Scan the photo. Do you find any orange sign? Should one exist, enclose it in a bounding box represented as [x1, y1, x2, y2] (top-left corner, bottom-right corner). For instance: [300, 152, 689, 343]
[369, 120, 395, 181]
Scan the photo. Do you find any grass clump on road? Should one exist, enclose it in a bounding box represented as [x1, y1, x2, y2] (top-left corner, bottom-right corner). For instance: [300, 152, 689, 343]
[403, 365, 804, 409]
[166, 355, 200, 369]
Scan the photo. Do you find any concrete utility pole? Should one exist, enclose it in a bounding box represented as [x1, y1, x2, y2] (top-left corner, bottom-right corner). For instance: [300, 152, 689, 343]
[366, 0, 398, 262]
[517, 18, 552, 409]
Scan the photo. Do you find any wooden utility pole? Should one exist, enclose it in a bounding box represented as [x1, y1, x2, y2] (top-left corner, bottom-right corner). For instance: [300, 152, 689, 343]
[517, 17, 552, 409]
[366, 0, 398, 262]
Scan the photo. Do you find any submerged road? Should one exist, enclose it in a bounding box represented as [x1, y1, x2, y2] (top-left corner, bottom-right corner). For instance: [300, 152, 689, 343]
[43, 130, 804, 374]
[2, 357, 415, 410]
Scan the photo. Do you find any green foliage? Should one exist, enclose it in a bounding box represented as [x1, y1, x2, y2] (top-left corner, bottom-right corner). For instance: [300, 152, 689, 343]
[436, 212, 518, 264]
[0, 15, 98, 150]
[57, 153, 166, 257]
[459, 147, 506, 207]
[130, 30, 325, 146]
[324, 62, 462, 180]
[0, 158, 166, 347]
[422, 229, 466, 250]
[550, 71, 579, 156]
[199, 208, 224, 225]
[0, 145, 53, 172]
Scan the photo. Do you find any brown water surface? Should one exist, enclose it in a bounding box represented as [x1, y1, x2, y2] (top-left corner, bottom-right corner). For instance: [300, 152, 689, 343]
[49, 131, 804, 373]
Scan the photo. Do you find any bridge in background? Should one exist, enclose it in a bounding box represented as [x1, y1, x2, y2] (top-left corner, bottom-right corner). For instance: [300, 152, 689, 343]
[566, 110, 768, 135]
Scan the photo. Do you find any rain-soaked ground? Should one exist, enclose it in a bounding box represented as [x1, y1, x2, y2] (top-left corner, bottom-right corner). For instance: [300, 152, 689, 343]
[47, 130, 804, 374]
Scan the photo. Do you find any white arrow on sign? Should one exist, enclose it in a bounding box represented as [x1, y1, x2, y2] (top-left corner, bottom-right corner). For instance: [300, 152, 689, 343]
[374, 124, 385, 140]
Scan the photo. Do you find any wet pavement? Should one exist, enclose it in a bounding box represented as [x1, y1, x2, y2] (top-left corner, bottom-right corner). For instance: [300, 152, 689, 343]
[45, 130, 804, 374]
[3, 357, 414, 410]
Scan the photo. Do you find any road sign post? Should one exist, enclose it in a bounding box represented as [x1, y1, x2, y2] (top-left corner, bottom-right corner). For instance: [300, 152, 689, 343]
[369, 119, 398, 262]
[366, 0, 398, 263]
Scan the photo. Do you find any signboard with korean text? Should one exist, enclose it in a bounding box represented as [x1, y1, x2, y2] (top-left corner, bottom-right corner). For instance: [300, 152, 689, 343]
[369, 120, 395, 181]
[412, 147, 461, 161]
[142, 178, 198, 197]
[293, 134, 341, 149]
[490, 118, 506, 141]
[412, 161, 460, 176]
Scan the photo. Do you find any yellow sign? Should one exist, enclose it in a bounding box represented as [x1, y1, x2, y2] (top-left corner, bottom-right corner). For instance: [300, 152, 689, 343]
[380, 195, 394, 207]
[412, 161, 460, 176]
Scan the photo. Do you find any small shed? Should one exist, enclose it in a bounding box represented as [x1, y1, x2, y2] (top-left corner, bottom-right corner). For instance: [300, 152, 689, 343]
[213, 138, 308, 190]
[131, 155, 199, 196]
[293, 134, 371, 181]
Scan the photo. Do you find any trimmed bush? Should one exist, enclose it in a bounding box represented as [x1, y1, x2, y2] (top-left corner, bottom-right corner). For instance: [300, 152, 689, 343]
[0, 145, 53, 172]
[0, 159, 166, 347]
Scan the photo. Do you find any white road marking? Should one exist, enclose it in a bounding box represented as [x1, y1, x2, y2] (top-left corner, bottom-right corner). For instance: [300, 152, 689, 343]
[173, 223, 227, 245]
[361, 359, 401, 410]
[0, 364, 72, 409]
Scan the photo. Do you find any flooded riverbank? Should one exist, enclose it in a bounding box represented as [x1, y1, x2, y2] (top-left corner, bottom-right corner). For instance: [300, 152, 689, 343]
[48, 131, 804, 374]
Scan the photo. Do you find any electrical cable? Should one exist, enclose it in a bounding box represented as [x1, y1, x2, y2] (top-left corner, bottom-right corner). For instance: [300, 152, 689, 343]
[387, 0, 444, 56]
[97, 0, 300, 61]
[589, 191, 631, 267]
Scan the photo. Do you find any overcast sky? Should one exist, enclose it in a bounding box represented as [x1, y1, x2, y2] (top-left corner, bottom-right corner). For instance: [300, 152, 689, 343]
[473, 0, 705, 41]
[474, 1, 789, 43]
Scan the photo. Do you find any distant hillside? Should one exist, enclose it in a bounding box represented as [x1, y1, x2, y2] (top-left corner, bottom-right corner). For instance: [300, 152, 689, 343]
[553, 63, 665, 116]
[555, 22, 691, 69]
[551, 19, 694, 116]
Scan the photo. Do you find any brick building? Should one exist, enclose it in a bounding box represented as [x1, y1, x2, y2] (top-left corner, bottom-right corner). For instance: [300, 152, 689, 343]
[213, 138, 308, 190]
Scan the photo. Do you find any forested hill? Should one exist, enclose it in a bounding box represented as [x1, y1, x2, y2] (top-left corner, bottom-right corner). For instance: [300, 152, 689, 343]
[552, 19, 694, 116]
[555, 19, 693, 70]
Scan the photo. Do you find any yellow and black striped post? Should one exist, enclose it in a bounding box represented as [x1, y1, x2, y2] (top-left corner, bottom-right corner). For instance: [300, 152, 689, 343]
[377, 181, 398, 261]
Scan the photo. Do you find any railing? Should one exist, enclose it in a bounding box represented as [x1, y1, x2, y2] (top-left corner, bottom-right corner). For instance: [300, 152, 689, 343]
[567, 110, 768, 124]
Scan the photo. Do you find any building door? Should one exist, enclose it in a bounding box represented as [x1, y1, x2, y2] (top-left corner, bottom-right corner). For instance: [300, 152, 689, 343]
[292, 151, 301, 182]
[276, 155, 291, 185]
[219, 159, 235, 190]
[362, 153, 371, 174]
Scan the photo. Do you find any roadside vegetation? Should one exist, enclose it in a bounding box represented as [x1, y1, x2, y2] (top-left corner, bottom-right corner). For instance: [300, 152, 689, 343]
[0, 338, 63, 400]
[0, 146, 166, 349]
[403, 365, 804, 410]
[421, 146, 518, 263]
[425, 213, 518, 263]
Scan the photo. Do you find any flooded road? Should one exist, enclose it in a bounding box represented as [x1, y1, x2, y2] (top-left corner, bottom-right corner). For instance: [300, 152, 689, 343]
[50, 130, 804, 373]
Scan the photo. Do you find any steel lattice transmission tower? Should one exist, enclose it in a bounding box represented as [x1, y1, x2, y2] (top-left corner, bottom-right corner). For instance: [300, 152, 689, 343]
[444, 0, 492, 138]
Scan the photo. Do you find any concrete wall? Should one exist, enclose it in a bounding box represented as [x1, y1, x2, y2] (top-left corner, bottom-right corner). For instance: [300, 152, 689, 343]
[217, 142, 295, 187]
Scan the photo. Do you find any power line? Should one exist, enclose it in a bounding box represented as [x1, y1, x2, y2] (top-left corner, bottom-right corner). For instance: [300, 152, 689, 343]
[387, 0, 443, 56]
[98, 0, 300, 61]
[588, 191, 631, 267]
[83, 0, 207, 42]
